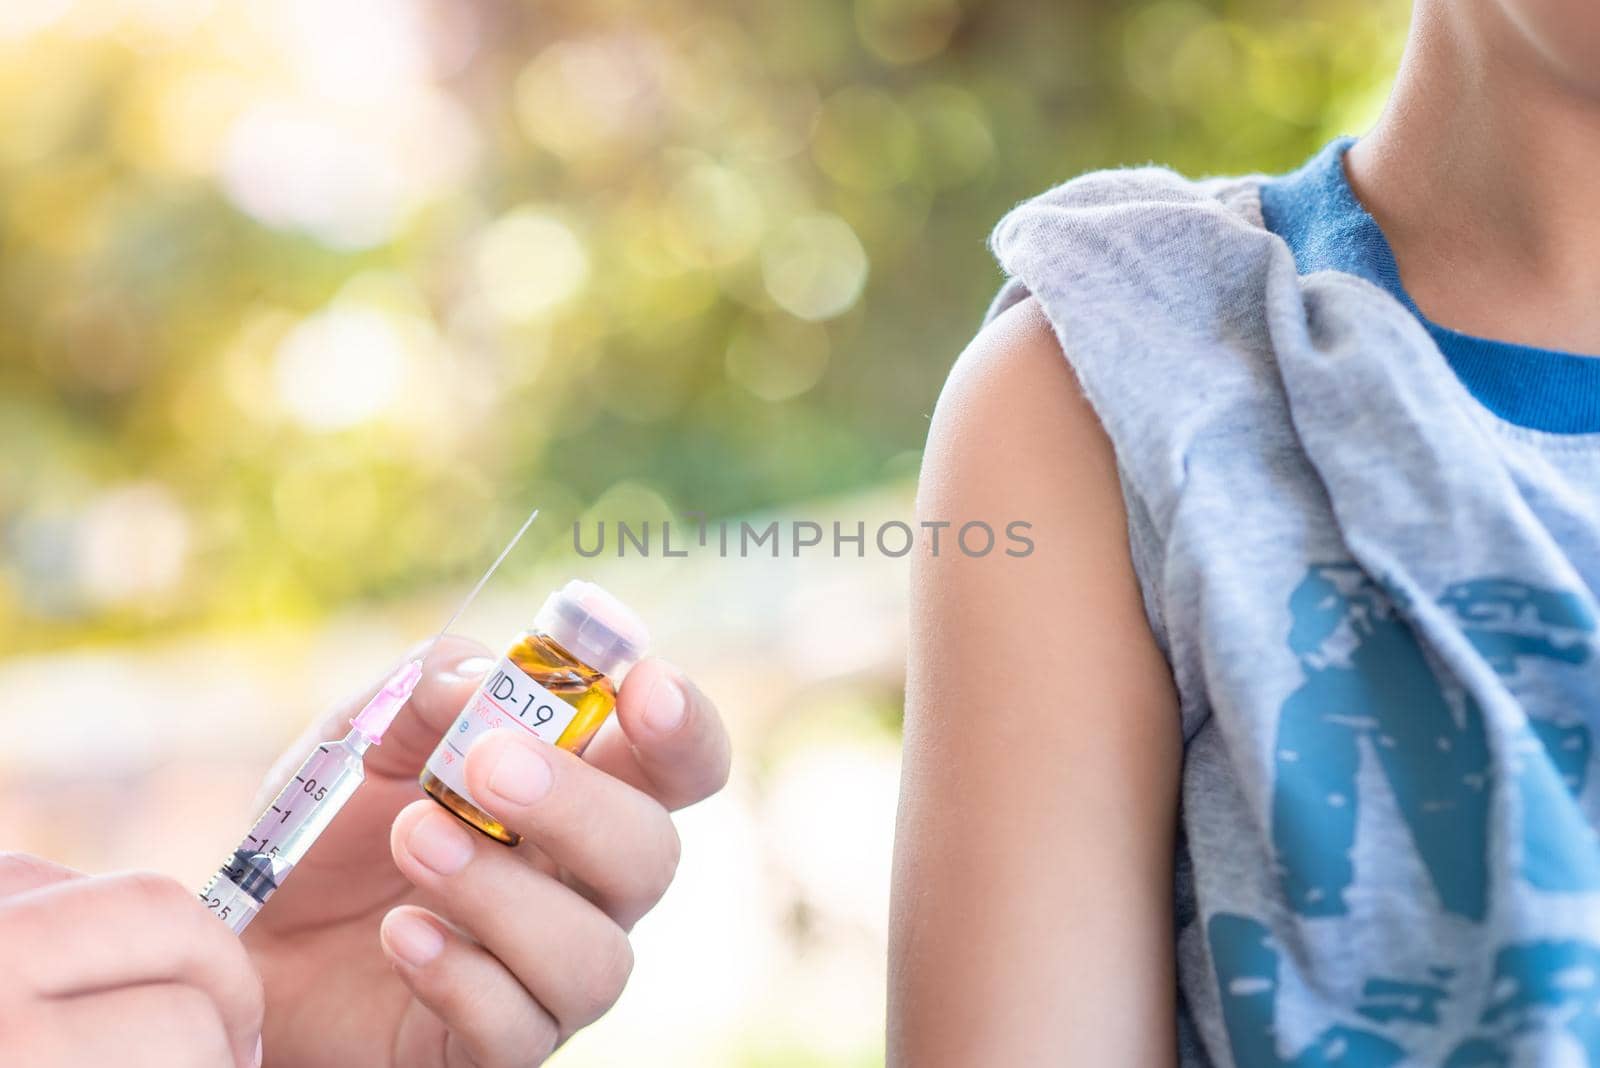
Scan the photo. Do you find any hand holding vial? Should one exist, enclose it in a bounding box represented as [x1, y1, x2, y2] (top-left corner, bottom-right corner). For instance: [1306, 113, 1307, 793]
[242, 633, 731, 1066]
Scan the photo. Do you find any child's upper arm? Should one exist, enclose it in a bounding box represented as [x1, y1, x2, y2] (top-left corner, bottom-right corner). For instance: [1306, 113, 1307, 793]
[889, 296, 1182, 1065]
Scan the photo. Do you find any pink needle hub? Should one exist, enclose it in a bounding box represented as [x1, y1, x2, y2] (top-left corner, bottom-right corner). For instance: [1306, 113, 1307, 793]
[350, 659, 424, 747]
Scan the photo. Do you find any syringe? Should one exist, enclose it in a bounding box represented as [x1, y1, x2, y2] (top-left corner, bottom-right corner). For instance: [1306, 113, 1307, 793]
[198, 506, 540, 935]
[197, 661, 421, 934]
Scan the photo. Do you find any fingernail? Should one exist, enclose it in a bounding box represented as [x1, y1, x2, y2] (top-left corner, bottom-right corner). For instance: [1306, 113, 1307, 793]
[407, 810, 474, 876]
[439, 655, 495, 684]
[483, 736, 553, 806]
[252, 1036, 263, 1068]
[643, 670, 687, 733]
[385, 912, 446, 968]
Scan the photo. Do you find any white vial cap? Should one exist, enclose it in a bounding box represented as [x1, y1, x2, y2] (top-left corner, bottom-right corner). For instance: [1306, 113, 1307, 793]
[533, 579, 650, 681]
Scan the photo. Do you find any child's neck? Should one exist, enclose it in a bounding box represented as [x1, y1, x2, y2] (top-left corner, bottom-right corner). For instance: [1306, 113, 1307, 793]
[1344, 1, 1600, 355]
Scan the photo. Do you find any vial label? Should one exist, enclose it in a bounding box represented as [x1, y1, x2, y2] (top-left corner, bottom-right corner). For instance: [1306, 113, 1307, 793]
[425, 656, 580, 802]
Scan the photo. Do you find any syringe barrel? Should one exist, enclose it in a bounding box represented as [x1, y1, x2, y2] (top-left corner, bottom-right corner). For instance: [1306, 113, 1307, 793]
[199, 735, 367, 935]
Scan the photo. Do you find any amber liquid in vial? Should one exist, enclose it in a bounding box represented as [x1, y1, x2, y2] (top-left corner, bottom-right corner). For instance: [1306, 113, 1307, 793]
[420, 632, 618, 845]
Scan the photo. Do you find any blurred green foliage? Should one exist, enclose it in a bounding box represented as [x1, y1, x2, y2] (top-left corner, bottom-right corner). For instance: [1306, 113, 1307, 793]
[0, 0, 1407, 651]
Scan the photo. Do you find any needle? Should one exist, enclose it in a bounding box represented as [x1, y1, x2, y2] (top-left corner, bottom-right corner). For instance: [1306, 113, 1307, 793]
[422, 506, 541, 659]
[347, 505, 540, 746]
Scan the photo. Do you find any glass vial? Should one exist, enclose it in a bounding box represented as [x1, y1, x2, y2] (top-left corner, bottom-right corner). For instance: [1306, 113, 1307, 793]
[420, 579, 649, 845]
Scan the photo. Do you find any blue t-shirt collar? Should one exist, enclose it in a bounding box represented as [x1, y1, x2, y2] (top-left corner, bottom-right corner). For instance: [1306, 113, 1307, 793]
[1259, 137, 1600, 435]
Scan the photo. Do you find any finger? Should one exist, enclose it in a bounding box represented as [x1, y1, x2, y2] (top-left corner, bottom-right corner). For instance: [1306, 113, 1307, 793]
[463, 729, 681, 926]
[390, 801, 635, 1030]
[0, 872, 263, 1068]
[36, 983, 236, 1068]
[582, 659, 732, 811]
[379, 905, 559, 1065]
[0, 852, 80, 899]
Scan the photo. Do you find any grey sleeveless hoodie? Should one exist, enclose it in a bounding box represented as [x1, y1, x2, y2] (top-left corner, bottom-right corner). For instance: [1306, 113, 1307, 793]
[987, 168, 1600, 1066]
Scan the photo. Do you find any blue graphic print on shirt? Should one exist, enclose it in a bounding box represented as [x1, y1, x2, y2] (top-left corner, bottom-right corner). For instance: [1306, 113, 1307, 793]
[1210, 565, 1600, 1064]
[1272, 563, 1492, 920]
[1211, 916, 1600, 1067]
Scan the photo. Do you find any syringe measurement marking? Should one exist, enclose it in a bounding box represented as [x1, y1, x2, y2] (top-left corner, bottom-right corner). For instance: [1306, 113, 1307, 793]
[240, 760, 347, 854]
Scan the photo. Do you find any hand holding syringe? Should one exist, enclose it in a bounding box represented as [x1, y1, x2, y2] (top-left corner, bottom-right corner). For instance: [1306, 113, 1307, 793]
[198, 506, 541, 935]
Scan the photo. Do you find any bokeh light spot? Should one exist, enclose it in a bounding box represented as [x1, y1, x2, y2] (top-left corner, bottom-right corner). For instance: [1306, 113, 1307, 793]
[77, 483, 191, 609]
[1170, 20, 1246, 118]
[1121, 1, 1215, 104]
[273, 305, 410, 430]
[810, 86, 919, 190]
[474, 208, 590, 323]
[221, 103, 407, 249]
[0, 0, 72, 40]
[515, 36, 667, 163]
[280, 0, 429, 106]
[906, 85, 995, 189]
[854, 0, 961, 66]
[726, 316, 831, 402]
[662, 162, 766, 269]
[761, 212, 869, 321]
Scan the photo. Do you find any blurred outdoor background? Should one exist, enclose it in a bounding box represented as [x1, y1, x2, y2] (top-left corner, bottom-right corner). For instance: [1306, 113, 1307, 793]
[0, 1, 1408, 1063]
